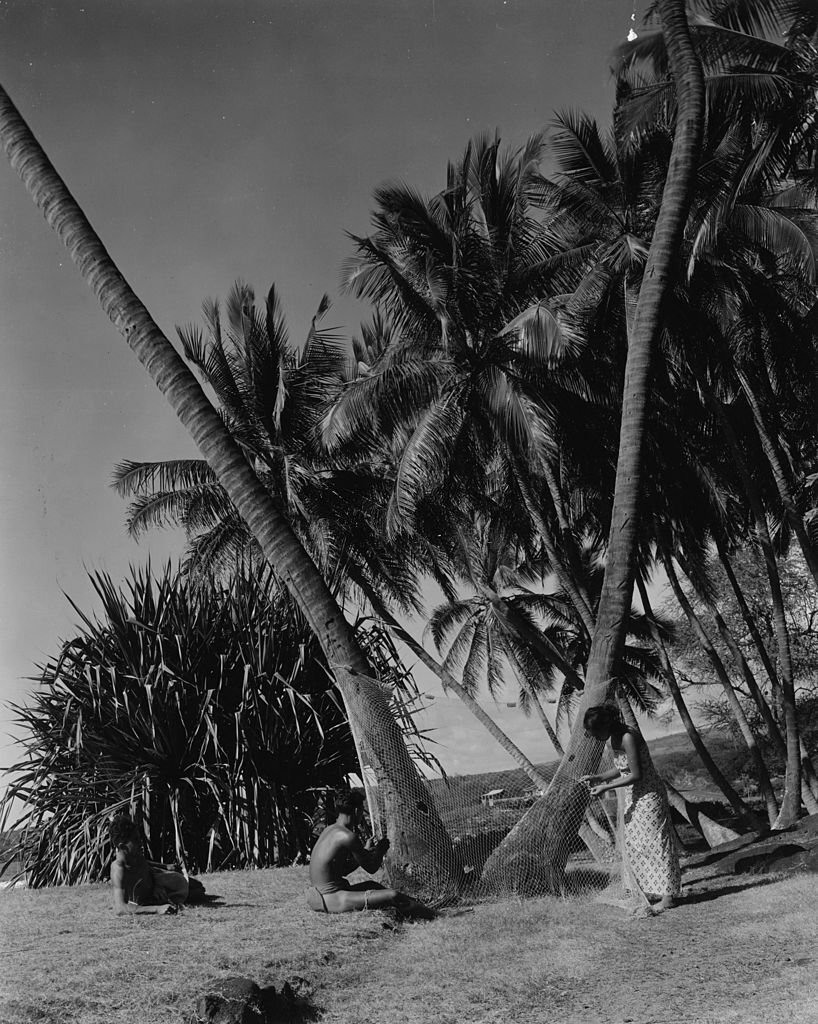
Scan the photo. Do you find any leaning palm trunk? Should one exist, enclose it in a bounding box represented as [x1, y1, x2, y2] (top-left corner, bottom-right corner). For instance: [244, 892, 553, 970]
[707, 394, 803, 826]
[734, 372, 811, 825]
[505, 646, 563, 755]
[0, 84, 456, 896]
[714, 539, 818, 808]
[539, 458, 596, 633]
[663, 554, 780, 825]
[711, 607, 818, 814]
[736, 369, 818, 592]
[663, 780, 740, 848]
[636, 576, 764, 827]
[515, 463, 595, 639]
[483, 0, 704, 894]
[364, 597, 550, 791]
[372, 606, 613, 863]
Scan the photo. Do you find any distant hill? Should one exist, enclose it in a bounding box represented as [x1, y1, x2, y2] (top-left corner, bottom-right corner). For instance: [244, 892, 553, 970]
[649, 729, 750, 795]
[428, 730, 748, 805]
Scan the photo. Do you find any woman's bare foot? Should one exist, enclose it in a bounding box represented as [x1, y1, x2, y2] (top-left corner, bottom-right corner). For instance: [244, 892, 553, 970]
[656, 895, 676, 911]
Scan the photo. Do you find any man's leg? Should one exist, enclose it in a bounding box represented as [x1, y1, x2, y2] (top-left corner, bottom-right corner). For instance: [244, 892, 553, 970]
[152, 869, 189, 906]
[338, 887, 436, 919]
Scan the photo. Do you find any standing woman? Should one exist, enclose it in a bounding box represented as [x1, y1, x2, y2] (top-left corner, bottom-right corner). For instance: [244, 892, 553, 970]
[581, 705, 681, 910]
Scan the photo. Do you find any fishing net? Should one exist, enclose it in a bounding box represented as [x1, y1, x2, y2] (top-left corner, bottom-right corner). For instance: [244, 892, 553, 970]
[339, 675, 647, 912]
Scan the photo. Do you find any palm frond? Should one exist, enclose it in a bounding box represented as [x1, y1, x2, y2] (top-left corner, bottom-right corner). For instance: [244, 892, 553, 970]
[112, 459, 214, 498]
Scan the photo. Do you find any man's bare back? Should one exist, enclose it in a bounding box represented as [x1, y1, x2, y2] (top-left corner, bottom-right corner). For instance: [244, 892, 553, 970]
[306, 788, 434, 918]
[309, 823, 368, 888]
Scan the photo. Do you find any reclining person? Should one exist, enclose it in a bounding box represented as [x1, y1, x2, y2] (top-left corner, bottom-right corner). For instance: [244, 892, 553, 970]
[307, 788, 435, 918]
[110, 814, 189, 916]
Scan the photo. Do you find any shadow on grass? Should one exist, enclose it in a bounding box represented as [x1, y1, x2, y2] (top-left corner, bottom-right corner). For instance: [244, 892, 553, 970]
[561, 866, 613, 897]
[681, 873, 785, 906]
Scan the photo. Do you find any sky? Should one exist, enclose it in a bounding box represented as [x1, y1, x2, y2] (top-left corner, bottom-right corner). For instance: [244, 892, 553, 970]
[0, 0, 677, 789]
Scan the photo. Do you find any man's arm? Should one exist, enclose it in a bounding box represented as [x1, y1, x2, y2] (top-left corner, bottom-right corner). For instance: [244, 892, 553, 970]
[111, 862, 175, 916]
[347, 833, 390, 875]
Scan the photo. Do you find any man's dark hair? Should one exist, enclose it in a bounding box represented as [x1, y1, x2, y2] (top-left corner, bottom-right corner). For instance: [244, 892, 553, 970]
[109, 813, 140, 849]
[334, 787, 366, 817]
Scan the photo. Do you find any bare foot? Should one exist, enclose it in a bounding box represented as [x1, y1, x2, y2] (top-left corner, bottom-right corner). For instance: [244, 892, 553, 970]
[656, 896, 676, 911]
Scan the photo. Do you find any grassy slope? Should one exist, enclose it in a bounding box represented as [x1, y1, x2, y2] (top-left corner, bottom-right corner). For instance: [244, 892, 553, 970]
[1, 865, 816, 1024]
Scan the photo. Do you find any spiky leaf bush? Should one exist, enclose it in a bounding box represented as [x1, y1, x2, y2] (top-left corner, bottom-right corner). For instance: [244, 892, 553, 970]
[0, 565, 357, 886]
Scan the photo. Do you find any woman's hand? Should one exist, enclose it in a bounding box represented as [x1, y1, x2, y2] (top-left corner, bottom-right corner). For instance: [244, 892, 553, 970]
[590, 784, 607, 798]
[580, 774, 600, 786]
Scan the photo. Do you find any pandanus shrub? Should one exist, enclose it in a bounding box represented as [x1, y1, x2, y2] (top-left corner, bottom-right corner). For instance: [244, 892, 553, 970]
[0, 564, 358, 886]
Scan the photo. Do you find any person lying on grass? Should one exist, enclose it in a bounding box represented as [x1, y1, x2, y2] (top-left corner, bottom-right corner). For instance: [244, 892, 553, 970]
[110, 814, 189, 916]
[307, 788, 435, 919]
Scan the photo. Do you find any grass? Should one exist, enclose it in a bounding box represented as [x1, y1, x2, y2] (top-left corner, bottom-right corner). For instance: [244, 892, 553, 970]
[1, 866, 817, 1024]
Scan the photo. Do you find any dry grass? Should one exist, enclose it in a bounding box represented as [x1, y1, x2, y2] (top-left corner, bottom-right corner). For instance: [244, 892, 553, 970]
[1, 867, 817, 1024]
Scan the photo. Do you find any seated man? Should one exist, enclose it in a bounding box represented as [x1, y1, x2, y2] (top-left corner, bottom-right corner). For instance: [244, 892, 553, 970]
[307, 788, 435, 918]
[110, 814, 189, 916]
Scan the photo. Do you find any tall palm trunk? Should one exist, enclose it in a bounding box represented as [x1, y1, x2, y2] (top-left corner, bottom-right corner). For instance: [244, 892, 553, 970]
[483, 0, 705, 893]
[0, 84, 456, 895]
[577, 0, 704, 707]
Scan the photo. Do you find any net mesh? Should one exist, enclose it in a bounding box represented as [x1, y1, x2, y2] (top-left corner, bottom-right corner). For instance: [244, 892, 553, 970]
[339, 671, 649, 913]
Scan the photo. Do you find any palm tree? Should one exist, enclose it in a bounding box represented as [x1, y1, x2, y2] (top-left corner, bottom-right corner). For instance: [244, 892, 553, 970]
[428, 521, 565, 755]
[112, 285, 426, 603]
[572, 0, 705, 727]
[327, 132, 584, 543]
[484, 0, 706, 893]
[0, 84, 457, 897]
[112, 281, 348, 578]
[616, 0, 818, 196]
[672, 250, 815, 824]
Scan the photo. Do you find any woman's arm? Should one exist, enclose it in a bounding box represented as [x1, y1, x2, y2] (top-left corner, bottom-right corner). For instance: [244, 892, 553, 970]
[581, 767, 621, 785]
[590, 733, 643, 796]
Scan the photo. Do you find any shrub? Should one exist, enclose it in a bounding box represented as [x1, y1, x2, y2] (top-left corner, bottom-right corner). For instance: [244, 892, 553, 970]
[1, 565, 357, 885]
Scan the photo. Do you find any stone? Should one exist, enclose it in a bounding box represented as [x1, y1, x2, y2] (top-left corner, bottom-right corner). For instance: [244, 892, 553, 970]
[734, 844, 818, 876]
[733, 843, 808, 875]
[186, 975, 318, 1024]
[187, 977, 267, 1024]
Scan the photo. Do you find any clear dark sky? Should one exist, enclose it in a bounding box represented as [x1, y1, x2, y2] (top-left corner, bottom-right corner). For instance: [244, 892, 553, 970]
[0, 0, 657, 778]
